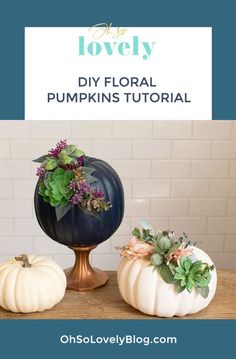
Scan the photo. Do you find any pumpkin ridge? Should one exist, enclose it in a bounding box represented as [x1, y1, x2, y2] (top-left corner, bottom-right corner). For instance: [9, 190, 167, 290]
[127, 259, 145, 310]
[126, 259, 136, 308]
[37, 271, 56, 311]
[87, 156, 124, 238]
[34, 264, 66, 290]
[2, 267, 19, 312]
[136, 261, 159, 315]
[117, 257, 131, 304]
[0, 262, 13, 273]
[13, 268, 22, 313]
[26, 270, 46, 312]
[153, 270, 159, 315]
[88, 157, 124, 239]
[39, 266, 66, 301]
[18, 266, 38, 313]
[0, 266, 13, 309]
[103, 161, 123, 234]
[32, 259, 59, 268]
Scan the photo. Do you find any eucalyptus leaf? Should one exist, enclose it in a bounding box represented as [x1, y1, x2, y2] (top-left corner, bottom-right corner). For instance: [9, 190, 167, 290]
[83, 166, 96, 175]
[85, 173, 99, 184]
[177, 285, 186, 294]
[55, 203, 72, 221]
[196, 286, 209, 298]
[33, 154, 48, 163]
[157, 264, 175, 284]
[132, 227, 141, 239]
[78, 205, 100, 219]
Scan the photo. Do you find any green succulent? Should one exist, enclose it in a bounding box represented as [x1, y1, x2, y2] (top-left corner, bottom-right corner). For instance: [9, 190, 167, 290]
[150, 253, 163, 266]
[174, 256, 213, 297]
[36, 145, 85, 171]
[58, 145, 84, 165]
[39, 167, 74, 207]
[45, 157, 59, 170]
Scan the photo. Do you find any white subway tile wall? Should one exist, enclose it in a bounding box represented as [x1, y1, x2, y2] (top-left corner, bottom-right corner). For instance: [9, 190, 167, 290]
[0, 120, 235, 269]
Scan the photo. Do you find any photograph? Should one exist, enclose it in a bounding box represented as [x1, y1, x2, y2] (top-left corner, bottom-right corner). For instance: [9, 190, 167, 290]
[0, 120, 235, 320]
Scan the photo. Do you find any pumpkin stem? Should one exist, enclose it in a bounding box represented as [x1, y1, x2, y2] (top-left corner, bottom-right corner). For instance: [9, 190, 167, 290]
[15, 254, 32, 268]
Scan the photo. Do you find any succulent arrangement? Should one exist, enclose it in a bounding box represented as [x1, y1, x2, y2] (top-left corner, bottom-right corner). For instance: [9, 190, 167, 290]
[34, 140, 111, 221]
[120, 223, 214, 298]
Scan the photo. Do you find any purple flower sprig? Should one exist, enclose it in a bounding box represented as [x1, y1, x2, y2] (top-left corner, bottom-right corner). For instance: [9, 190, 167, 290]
[36, 165, 46, 179]
[69, 181, 92, 203]
[69, 179, 111, 213]
[93, 188, 104, 198]
[62, 155, 85, 170]
[49, 139, 67, 158]
[69, 180, 98, 205]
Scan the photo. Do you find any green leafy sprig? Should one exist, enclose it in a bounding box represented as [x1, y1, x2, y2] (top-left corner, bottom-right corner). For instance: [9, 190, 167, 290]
[174, 257, 214, 297]
[130, 226, 215, 298]
[33, 144, 85, 170]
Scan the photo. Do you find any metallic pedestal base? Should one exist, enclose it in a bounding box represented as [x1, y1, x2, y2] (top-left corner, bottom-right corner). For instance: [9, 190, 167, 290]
[65, 245, 109, 292]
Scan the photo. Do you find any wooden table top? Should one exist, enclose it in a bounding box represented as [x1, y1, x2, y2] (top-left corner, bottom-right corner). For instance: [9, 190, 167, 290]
[0, 270, 235, 320]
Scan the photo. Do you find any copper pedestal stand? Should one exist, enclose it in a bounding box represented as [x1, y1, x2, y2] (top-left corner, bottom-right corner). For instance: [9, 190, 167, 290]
[65, 245, 109, 292]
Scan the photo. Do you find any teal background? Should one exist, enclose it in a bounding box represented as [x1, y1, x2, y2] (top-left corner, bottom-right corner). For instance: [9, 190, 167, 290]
[0, 1, 235, 356]
[0, 320, 235, 358]
[0, 0, 236, 119]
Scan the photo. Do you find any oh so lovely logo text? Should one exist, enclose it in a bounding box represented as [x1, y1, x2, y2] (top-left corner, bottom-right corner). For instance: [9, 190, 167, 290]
[78, 23, 156, 61]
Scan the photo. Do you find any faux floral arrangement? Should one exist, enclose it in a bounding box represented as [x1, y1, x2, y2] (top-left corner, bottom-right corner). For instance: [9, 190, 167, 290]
[119, 222, 214, 298]
[34, 140, 111, 221]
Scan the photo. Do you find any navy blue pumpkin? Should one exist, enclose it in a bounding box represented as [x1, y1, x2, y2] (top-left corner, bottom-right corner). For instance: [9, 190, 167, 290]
[34, 157, 124, 247]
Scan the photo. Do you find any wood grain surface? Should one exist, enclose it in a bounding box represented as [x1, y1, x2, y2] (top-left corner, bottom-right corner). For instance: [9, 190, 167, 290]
[0, 270, 235, 319]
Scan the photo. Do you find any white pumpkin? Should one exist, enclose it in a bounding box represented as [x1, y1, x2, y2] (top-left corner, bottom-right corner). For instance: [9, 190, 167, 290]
[117, 247, 217, 317]
[0, 254, 66, 313]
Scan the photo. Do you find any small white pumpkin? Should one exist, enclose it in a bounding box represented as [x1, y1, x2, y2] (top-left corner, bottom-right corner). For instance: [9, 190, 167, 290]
[118, 247, 217, 317]
[0, 254, 66, 313]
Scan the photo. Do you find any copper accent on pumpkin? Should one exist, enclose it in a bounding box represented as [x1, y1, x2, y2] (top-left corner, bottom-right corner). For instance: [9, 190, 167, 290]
[65, 245, 109, 292]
